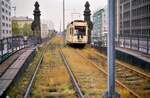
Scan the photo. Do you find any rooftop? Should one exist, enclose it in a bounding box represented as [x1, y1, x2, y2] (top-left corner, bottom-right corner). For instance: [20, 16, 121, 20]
[12, 16, 33, 21]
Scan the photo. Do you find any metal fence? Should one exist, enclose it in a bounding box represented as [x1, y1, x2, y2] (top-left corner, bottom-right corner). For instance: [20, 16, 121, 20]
[92, 35, 150, 55]
[117, 35, 150, 54]
[0, 36, 26, 63]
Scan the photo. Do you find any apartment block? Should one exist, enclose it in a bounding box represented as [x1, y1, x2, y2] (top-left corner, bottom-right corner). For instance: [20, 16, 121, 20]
[41, 23, 49, 39]
[12, 16, 33, 28]
[0, 0, 12, 39]
[92, 6, 108, 46]
[120, 0, 150, 37]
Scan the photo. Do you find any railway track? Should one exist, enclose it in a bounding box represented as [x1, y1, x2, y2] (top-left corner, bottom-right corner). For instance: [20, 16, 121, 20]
[62, 47, 134, 98]
[60, 49, 84, 98]
[28, 37, 77, 98]
[6, 37, 78, 98]
[76, 48, 150, 98]
[6, 37, 77, 98]
[6, 38, 149, 98]
[116, 62, 150, 98]
[24, 42, 50, 98]
[6, 41, 50, 97]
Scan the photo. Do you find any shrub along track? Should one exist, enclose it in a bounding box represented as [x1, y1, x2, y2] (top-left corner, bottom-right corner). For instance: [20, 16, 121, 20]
[76, 47, 150, 98]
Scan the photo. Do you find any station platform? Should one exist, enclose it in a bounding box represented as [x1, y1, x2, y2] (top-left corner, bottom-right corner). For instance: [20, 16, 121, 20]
[0, 48, 35, 97]
[116, 47, 150, 64]
[0, 49, 27, 77]
[95, 46, 150, 70]
[116, 47, 150, 71]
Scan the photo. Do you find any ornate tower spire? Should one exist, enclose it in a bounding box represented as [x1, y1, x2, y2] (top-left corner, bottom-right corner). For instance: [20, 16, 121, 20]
[84, 1, 93, 44]
[84, 1, 91, 21]
[33, 1, 41, 17]
[31, 1, 41, 44]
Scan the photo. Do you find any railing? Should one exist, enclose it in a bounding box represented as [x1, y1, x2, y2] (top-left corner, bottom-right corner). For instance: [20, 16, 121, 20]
[117, 35, 150, 54]
[92, 35, 150, 55]
[0, 36, 26, 63]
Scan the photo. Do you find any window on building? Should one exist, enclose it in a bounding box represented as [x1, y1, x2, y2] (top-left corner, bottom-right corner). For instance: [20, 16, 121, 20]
[6, 10, 8, 14]
[2, 8, 4, 12]
[2, 22, 5, 26]
[2, 15, 5, 20]
[6, 23, 8, 27]
[9, 6, 11, 10]
[2, 1, 4, 5]
[6, 17, 8, 21]
[6, 30, 8, 34]
[5, 4, 8, 8]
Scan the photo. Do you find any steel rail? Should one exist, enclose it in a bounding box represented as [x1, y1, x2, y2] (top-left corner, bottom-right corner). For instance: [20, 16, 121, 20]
[24, 42, 49, 98]
[75, 50, 141, 98]
[95, 52, 150, 80]
[59, 49, 84, 98]
[117, 61, 150, 80]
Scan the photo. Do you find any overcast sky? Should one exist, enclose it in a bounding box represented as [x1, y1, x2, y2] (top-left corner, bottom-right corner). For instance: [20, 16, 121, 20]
[12, 0, 107, 31]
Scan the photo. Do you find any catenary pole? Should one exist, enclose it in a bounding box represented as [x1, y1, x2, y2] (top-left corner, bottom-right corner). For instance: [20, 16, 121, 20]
[63, 0, 65, 31]
[102, 0, 120, 98]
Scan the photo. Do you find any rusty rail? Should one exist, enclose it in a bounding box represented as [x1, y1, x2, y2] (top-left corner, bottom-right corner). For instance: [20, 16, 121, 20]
[75, 50, 142, 98]
[60, 49, 84, 98]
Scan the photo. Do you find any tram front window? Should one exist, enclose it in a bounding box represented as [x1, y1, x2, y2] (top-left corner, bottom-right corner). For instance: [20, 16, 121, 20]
[74, 26, 86, 36]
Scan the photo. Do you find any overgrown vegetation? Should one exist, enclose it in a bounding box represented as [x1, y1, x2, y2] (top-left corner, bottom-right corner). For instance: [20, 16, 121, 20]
[6, 43, 47, 97]
[77, 47, 138, 98]
[30, 36, 76, 98]
[12, 21, 32, 37]
[62, 47, 106, 97]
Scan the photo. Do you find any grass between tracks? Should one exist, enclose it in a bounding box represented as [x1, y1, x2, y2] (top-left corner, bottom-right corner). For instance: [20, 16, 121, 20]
[83, 47, 150, 76]
[30, 36, 76, 98]
[62, 47, 107, 97]
[62, 47, 137, 98]
[76, 47, 139, 98]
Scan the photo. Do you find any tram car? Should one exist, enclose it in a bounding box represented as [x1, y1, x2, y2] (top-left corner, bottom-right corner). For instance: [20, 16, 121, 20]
[65, 20, 88, 46]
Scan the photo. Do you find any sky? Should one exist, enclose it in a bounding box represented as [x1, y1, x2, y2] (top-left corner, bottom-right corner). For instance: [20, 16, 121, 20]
[12, 0, 107, 31]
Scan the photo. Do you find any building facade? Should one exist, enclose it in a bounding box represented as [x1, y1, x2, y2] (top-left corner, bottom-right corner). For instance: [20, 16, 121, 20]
[12, 16, 33, 36]
[92, 9, 101, 45]
[12, 16, 33, 28]
[120, 0, 150, 37]
[92, 7, 108, 46]
[116, 0, 120, 39]
[41, 23, 49, 39]
[0, 0, 12, 39]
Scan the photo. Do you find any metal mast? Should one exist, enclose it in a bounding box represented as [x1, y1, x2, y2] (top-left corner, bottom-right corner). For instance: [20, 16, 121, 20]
[63, 0, 65, 45]
[63, 0, 65, 31]
[102, 0, 120, 97]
